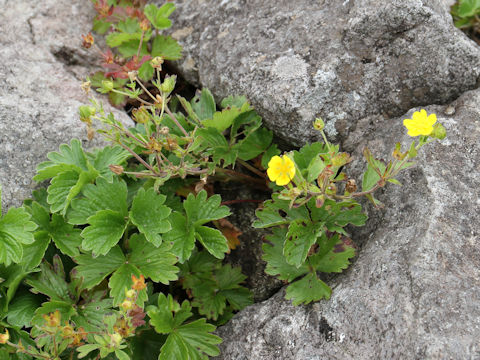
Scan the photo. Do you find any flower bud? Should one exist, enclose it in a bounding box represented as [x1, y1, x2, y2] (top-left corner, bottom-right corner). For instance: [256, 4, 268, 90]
[159, 126, 170, 135]
[81, 80, 91, 94]
[315, 195, 325, 208]
[313, 118, 325, 131]
[160, 75, 177, 95]
[151, 56, 164, 69]
[81, 33, 94, 49]
[430, 123, 446, 140]
[120, 299, 133, 310]
[128, 70, 138, 82]
[0, 329, 9, 344]
[345, 179, 357, 193]
[110, 332, 123, 347]
[109, 164, 124, 175]
[125, 289, 136, 298]
[102, 80, 114, 92]
[79, 105, 96, 124]
[132, 106, 149, 124]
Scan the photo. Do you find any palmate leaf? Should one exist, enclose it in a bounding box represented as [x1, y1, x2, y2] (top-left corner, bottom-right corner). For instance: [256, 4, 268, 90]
[284, 219, 324, 268]
[6, 291, 41, 328]
[184, 190, 231, 226]
[68, 177, 128, 225]
[180, 251, 252, 320]
[34, 139, 89, 181]
[151, 35, 182, 60]
[235, 126, 273, 161]
[253, 194, 310, 229]
[194, 226, 229, 260]
[285, 272, 332, 305]
[309, 199, 367, 234]
[0, 207, 36, 266]
[81, 209, 128, 257]
[163, 212, 196, 263]
[29, 202, 82, 257]
[310, 233, 356, 273]
[144, 3, 176, 29]
[128, 234, 179, 284]
[262, 227, 309, 282]
[73, 246, 125, 289]
[191, 88, 216, 121]
[89, 145, 131, 182]
[26, 259, 72, 303]
[147, 294, 221, 359]
[129, 188, 171, 246]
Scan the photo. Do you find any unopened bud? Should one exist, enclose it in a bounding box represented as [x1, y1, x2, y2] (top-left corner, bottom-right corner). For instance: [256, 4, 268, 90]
[109, 165, 124, 175]
[315, 195, 325, 208]
[345, 179, 357, 193]
[128, 71, 138, 82]
[430, 123, 446, 140]
[81, 33, 94, 49]
[79, 105, 96, 124]
[159, 126, 169, 135]
[110, 332, 122, 347]
[132, 106, 149, 124]
[120, 300, 133, 310]
[81, 80, 91, 94]
[125, 289, 136, 298]
[0, 329, 9, 344]
[313, 118, 325, 131]
[160, 75, 176, 95]
[87, 125, 95, 141]
[140, 18, 151, 31]
[151, 56, 164, 69]
[102, 80, 114, 92]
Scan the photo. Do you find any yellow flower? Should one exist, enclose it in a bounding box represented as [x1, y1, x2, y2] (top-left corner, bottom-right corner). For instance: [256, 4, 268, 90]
[403, 109, 437, 137]
[267, 155, 295, 186]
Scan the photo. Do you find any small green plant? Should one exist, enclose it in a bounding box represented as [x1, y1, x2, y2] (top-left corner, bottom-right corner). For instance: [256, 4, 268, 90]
[451, 0, 480, 37]
[0, 1, 447, 358]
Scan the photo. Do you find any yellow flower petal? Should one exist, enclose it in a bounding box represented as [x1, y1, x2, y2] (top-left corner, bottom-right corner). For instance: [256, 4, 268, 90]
[403, 109, 436, 137]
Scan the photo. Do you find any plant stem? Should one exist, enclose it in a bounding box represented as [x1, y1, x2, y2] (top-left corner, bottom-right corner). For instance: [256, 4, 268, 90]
[164, 105, 189, 137]
[221, 199, 263, 206]
[237, 158, 266, 178]
[136, 30, 145, 59]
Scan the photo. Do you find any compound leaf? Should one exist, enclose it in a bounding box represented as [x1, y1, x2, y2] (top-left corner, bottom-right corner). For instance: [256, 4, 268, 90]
[285, 272, 332, 305]
[81, 209, 128, 256]
[284, 219, 323, 268]
[151, 35, 182, 60]
[184, 190, 230, 227]
[0, 207, 36, 266]
[130, 188, 171, 246]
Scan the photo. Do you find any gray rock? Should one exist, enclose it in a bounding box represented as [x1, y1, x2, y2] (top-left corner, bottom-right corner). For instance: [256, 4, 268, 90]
[167, 0, 480, 145]
[215, 90, 480, 359]
[0, 0, 132, 210]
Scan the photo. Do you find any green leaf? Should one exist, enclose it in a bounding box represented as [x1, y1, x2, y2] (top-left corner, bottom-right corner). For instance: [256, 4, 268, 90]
[253, 194, 309, 229]
[220, 95, 249, 109]
[284, 219, 323, 268]
[362, 160, 386, 192]
[202, 107, 243, 132]
[387, 178, 402, 186]
[138, 61, 154, 82]
[6, 291, 41, 327]
[293, 142, 329, 170]
[73, 246, 125, 289]
[458, 0, 480, 17]
[151, 35, 182, 60]
[81, 209, 128, 256]
[30, 202, 82, 256]
[310, 233, 356, 273]
[129, 188, 171, 246]
[144, 3, 176, 29]
[91, 146, 131, 182]
[77, 344, 101, 359]
[306, 155, 326, 182]
[26, 259, 72, 302]
[262, 228, 309, 282]
[148, 294, 221, 359]
[0, 264, 29, 306]
[128, 234, 179, 284]
[309, 199, 367, 232]
[115, 350, 130, 360]
[22, 231, 50, 270]
[236, 126, 273, 161]
[194, 226, 229, 260]
[192, 88, 216, 121]
[47, 167, 98, 215]
[285, 272, 332, 305]
[184, 190, 230, 227]
[0, 207, 36, 266]
[109, 263, 141, 305]
[163, 212, 195, 263]
[34, 139, 88, 181]
[261, 144, 281, 169]
[130, 329, 164, 360]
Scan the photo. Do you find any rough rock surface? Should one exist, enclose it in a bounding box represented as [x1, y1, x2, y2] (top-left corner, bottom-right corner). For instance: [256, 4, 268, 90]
[0, 0, 131, 210]
[167, 0, 480, 145]
[215, 90, 480, 359]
